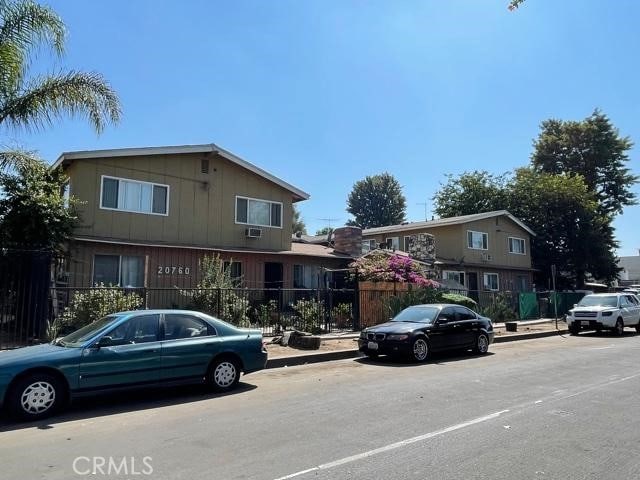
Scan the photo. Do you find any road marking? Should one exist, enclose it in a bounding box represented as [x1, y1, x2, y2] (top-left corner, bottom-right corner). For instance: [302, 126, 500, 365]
[272, 410, 509, 480]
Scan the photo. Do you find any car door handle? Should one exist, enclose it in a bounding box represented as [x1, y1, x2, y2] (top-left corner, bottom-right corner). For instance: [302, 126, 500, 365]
[141, 348, 160, 353]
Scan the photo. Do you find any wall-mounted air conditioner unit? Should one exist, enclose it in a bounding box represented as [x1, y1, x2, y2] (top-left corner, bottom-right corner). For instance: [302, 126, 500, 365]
[245, 227, 262, 238]
[481, 253, 493, 262]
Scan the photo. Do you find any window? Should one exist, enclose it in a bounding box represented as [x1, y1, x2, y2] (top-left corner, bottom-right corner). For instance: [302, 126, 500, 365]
[61, 180, 70, 207]
[104, 314, 159, 346]
[443, 270, 465, 287]
[455, 306, 477, 320]
[467, 230, 488, 250]
[403, 236, 413, 252]
[509, 237, 526, 255]
[93, 254, 145, 287]
[223, 261, 243, 286]
[164, 314, 213, 340]
[293, 264, 320, 288]
[516, 275, 528, 292]
[361, 239, 376, 254]
[101, 176, 169, 215]
[483, 273, 499, 291]
[437, 307, 456, 322]
[201, 158, 209, 174]
[385, 237, 400, 250]
[235, 196, 282, 228]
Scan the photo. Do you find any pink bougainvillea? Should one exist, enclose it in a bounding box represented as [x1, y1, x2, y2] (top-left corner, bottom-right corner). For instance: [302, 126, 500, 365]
[350, 252, 439, 287]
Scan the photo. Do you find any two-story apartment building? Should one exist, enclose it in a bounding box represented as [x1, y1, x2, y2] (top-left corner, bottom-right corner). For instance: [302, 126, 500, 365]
[362, 211, 536, 292]
[54, 144, 351, 290]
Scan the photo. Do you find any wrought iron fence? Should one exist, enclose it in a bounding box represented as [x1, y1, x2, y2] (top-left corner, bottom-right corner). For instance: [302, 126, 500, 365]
[47, 286, 358, 340]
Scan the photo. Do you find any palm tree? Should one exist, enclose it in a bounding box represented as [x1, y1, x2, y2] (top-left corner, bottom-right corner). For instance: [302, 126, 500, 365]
[0, 0, 121, 170]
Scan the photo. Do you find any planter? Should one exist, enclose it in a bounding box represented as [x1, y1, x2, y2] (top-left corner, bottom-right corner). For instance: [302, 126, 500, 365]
[505, 321, 518, 332]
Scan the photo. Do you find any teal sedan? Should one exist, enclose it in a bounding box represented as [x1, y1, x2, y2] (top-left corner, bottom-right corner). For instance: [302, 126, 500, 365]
[0, 310, 268, 421]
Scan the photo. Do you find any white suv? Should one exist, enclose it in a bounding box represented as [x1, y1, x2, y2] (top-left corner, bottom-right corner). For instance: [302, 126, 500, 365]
[566, 293, 640, 336]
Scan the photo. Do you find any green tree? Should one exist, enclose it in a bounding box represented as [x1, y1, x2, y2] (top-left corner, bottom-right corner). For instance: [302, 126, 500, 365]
[0, 159, 79, 251]
[347, 172, 406, 229]
[315, 226, 333, 236]
[292, 204, 306, 234]
[532, 110, 636, 217]
[432, 168, 619, 288]
[0, 0, 121, 170]
[433, 170, 508, 218]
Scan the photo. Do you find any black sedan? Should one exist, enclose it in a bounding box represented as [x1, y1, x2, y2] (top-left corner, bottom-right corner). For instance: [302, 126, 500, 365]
[358, 304, 494, 362]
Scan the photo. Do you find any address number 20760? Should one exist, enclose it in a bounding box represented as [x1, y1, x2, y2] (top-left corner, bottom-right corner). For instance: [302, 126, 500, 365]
[157, 266, 191, 275]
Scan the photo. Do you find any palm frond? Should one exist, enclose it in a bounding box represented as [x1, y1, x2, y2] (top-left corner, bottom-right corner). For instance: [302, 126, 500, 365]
[0, 146, 41, 171]
[0, 70, 122, 133]
[0, 0, 66, 97]
[0, 0, 65, 56]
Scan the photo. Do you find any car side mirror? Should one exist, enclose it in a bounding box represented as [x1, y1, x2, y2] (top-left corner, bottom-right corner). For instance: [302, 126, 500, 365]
[95, 336, 114, 348]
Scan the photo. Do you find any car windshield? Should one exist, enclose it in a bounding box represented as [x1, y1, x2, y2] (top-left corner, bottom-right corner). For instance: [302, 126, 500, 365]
[391, 306, 439, 324]
[56, 315, 121, 347]
[577, 296, 618, 308]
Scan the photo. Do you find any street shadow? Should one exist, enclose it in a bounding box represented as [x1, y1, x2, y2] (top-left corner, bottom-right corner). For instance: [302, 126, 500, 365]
[355, 349, 496, 368]
[571, 330, 640, 339]
[0, 382, 257, 433]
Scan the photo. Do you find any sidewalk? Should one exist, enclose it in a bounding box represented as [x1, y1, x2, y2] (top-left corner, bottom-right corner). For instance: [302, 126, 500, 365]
[265, 318, 568, 369]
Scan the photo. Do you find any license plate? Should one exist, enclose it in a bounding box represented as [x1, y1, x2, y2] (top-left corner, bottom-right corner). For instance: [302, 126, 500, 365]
[581, 321, 590, 326]
[367, 341, 378, 350]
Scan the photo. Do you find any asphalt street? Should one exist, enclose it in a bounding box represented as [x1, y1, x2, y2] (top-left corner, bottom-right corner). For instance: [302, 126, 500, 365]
[1, 332, 640, 480]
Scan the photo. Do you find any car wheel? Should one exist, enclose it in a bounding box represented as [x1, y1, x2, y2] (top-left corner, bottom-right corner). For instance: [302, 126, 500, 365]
[208, 357, 240, 392]
[474, 333, 490, 355]
[635, 323, 640, 334]
[410, 337, 429, 362]
[614, 318, 624, 336]
[569, 324, 580, 335]
[7, 373, 65, 421]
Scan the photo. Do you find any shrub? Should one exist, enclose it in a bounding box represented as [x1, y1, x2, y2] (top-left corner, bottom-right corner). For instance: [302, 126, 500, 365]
[440, 293, 478, 310]
[292, 298, 324, 334]
[349, 251, 439, 286]
[482, 292, 518, 323]
[181, 254, 251, 327]
[331, 303, 352, 328]
[384, 287, 442, 317]
[49, 286, 143, 339]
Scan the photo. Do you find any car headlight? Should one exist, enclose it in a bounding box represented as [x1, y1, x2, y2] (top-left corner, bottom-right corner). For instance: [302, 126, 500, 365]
[387, 334, 409, 341]
[360, 330, 368, 339]
[601, 311, 613, 317]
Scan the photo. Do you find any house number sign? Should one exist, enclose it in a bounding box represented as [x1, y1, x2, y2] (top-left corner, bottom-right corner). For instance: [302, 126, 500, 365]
[157, 266, 191, 275]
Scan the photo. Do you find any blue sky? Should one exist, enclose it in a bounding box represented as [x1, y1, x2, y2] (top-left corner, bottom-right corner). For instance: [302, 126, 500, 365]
[15, 0, 640, 255]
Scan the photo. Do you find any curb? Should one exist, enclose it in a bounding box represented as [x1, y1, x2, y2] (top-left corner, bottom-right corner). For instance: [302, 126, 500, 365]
[493, 328, 568, 343]
[265, 329, 568, 369]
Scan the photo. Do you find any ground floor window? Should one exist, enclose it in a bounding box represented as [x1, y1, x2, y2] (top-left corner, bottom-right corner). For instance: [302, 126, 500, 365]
[362, 239, 376, 254]
[294, 264, 321, 289]
[483, 273, 499, 291]
[443, 270, 465, 287]
[93, 254, 145, 287]
[223, 261, 243, 286]
[516, 275, 528, 291]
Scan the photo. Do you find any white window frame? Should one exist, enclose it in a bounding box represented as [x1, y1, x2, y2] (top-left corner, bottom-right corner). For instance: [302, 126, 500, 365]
[483, 273, 499, 291]
[508, 236, 526, 255]
[361, 239, 376, 254]
[467, 230, 488, 250]
[235, 195, 283, 229]
[443, 270, 465, 287]
[100, 175, 170, 216]
[385, 237, 400, 250]
[92, 254, 146, 288]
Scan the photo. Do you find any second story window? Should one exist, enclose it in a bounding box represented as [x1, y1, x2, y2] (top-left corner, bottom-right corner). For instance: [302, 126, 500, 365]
[235, 196, 282, 228]
[508, 237, 526, 255]
[467, 230, 488, 250]
[101, 176, 169, 215]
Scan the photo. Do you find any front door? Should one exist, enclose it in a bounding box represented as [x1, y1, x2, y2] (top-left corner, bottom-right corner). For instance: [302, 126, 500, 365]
[160, 313, 221, 382]
[467, 272, 479, 302]
[264, 262, 283, 302]
[78, 314, 161, 391]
